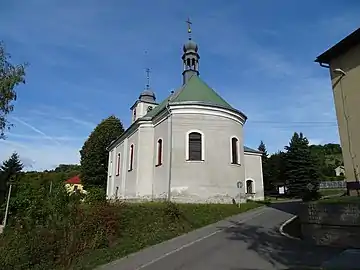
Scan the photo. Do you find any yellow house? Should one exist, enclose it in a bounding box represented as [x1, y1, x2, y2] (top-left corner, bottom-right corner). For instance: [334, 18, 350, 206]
[315, 28, 360, 187]
[64, 175, 86, 194]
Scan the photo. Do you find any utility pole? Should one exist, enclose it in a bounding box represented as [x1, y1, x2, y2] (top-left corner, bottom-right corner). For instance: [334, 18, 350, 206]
[3, 183, 12, 228]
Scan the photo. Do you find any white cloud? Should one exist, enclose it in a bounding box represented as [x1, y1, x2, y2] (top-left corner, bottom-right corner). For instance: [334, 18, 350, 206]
[0, 139, 81, 171]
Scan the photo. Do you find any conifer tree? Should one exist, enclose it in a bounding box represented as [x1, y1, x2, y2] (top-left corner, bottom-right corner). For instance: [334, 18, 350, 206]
[284, 132, 321, 200]
[0, 152, 23, 204]
[258, 141, 271, 193]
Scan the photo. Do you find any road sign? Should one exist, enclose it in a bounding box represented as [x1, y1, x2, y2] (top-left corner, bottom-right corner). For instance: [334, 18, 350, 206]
[237, 181, 243, 189]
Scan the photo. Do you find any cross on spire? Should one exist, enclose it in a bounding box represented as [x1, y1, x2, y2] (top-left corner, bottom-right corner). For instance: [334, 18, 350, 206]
[144, 50, 151, 90]
[186, 17, 192, 40]
[145, 68, 150, 90]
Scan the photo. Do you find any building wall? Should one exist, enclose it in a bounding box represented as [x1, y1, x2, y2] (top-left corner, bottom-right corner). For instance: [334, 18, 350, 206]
[329, 43, 360, 182]
[169, 107, 246, 203]
[124, 130, 139, 197]
[244, 153, 264, 201]
[113, 141, 125, 198]
[136, 123, 155, 198]
[153, 117, 170, 199]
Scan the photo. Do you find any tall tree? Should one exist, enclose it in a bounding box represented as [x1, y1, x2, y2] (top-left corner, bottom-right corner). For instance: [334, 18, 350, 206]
[258, 141, 271, 193]
[258, 140, 268, 157]
[0, 152, 23, 205]
[80, 115, 124, 189]
[284, 132, 321, 200]
[0, 42, 26, 139]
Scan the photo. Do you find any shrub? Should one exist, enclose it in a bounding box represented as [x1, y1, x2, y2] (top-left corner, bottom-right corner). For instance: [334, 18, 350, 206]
[84, 187, 107, 204]
[302, 190, 321, 202]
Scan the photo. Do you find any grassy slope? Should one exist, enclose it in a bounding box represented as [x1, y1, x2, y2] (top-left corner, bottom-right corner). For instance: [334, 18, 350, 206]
[71, 202, 262, 270]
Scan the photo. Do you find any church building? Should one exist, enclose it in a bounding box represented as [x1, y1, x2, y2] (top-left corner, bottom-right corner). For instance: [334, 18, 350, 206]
[106, 22, 264, 203]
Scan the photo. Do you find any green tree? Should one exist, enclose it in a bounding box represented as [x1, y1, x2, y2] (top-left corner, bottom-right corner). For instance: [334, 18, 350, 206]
[0, 42, 26, 139]
[266, 151, 287, 193]
[80, 115, 124, 189]
[0, 152, 23, 205]
[284, 132, 321, 200]
[258, 141, 271, 193]
[258, 140, 268, 157]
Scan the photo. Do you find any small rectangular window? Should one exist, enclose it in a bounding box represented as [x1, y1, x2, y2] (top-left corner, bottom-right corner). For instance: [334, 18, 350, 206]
[129, 145, 134, 171]
[156, 139, 163, 166]
[116, 153, 121, 176]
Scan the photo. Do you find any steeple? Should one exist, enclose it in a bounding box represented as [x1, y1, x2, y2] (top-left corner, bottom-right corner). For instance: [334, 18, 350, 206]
[130, 51, 157, 123]
[182, 17, 200, 85]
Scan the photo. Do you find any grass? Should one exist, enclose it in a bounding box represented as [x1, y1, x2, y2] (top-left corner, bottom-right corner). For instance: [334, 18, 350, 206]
[318, 195, 360, 204]
[68, 201, 263, 269]
[319, 188, 346, 197]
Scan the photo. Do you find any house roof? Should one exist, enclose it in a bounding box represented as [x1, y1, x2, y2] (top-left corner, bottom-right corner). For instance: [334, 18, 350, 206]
[244, 146, 263, 154]
[315, 27, 360, 64]
[65, 175, 81, 184]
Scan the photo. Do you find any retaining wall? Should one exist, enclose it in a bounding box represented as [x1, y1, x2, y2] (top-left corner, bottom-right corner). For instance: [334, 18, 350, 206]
[299, 202, 360, 248]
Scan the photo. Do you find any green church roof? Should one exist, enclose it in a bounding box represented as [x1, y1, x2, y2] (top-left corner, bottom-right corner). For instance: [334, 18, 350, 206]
[171, 75, 233, 108]
[143, 75, 240, 120]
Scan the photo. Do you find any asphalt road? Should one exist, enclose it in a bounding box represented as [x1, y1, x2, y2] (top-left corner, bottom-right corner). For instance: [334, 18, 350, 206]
[99, 202, 343, 270]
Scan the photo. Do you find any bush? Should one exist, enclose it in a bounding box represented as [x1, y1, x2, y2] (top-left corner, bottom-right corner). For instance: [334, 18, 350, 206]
[302, 190, 321, 202]
[84, 187, 106, 204]
[0, 196, 261, 270]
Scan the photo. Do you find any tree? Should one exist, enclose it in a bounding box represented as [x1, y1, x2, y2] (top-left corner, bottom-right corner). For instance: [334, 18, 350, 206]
[258, 141, 271, 193]
[258, 140, 268, 157]
[284, 132, 321, 200]
[0, 42, 26, 139]
[80, 115, 124, 189]
[0, 152, 23, 205]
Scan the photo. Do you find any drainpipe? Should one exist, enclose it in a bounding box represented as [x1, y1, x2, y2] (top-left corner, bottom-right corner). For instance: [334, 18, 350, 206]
[166, 99, 173, 201]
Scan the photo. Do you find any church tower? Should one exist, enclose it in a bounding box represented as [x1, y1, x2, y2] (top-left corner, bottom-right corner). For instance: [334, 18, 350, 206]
[130, 67, 157, 123]
[182, 18, 200, 85]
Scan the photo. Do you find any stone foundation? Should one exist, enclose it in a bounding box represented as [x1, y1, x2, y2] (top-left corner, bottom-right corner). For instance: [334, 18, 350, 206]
[299, 202, 360, 248]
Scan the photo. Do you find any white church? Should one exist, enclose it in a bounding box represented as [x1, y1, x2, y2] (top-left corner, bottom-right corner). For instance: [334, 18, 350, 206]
[106, 24, 264, 203]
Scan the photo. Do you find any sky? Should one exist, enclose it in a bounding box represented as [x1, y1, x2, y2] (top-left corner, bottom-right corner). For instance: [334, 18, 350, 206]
[0, 0, 359, 171]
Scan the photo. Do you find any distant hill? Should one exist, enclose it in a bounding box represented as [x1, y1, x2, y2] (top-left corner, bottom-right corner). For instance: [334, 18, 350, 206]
[309, 143, 344, 180]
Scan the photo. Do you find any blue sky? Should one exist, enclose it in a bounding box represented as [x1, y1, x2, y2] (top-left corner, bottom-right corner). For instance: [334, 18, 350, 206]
[0, 0, 359, 171]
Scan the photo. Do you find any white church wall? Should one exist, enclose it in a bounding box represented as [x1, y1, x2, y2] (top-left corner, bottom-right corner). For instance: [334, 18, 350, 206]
[124, 129, 139, 198]
[244, 153, 264, 201]
[170, 110, 246, 204]
[106, 149, 115, 199]
[153, 117, 170, 199]
[112, 142, 125, 198]
[136, 123, 155, 198]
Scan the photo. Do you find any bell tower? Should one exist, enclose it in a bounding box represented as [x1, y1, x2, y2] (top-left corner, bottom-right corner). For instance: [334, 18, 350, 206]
[130, 66, 157, 123]
[182, 18, 200, 85]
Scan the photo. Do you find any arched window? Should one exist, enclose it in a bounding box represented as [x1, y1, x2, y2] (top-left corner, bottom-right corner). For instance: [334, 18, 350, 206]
[129, 144, 134, 171]
[188, 132, 202, 161]
[156, 139, 163, 166]
[116, 153, 121, 176]
[246, 180, 254, 194]
[231, 137, 239, 164]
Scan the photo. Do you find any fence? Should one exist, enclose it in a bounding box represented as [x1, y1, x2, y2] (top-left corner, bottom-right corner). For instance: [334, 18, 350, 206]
[320, 181, 346, 189]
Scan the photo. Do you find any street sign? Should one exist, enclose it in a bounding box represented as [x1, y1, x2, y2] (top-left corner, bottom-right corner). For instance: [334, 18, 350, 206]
[307, 183, 314, 191]
[237, 181, 243, 189]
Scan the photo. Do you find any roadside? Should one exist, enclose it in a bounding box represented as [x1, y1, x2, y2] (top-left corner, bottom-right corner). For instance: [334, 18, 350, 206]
[99, 202, 343, 270]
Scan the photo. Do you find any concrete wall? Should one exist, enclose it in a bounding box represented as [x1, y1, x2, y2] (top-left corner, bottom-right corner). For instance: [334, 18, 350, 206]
[170, 110, 246, 203]
[299, 202, 360, 248]
[244, 153, 264, 201]
[153, 117, 169, 199]
[329, 44, 360, 182]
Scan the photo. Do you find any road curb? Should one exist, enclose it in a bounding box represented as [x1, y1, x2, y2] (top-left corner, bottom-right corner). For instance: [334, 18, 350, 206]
[279, 215, 301, 241]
